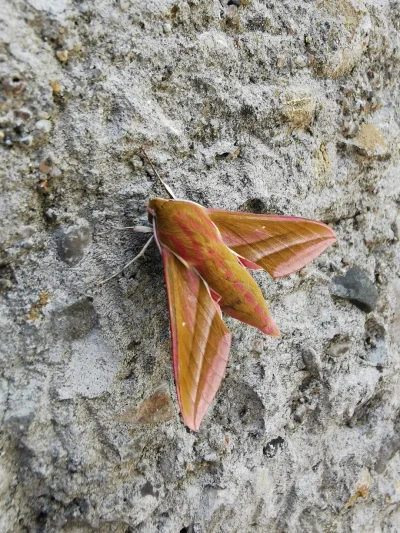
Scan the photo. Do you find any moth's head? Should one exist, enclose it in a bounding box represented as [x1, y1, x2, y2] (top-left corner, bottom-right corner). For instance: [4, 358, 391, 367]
[147, 197, 170, 221]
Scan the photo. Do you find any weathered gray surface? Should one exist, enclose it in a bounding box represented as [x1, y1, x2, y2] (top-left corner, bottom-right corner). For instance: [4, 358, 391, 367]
[1, 1, 399, 531]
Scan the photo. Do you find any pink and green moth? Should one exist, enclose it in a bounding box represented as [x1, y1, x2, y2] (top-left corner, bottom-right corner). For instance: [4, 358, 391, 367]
[104, 149, 336, 431]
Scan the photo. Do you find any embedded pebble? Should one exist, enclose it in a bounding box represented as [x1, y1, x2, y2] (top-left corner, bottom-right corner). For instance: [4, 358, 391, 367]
[56, 50, 69, 62]
[37, 111, 51, 120]
[163, 23, 172, 34]
[0, 279, 13, 291]
[295, 56, 307, 68]
[57, 222, 91, 266]
[282, 89, 316, 129]
[294, 404, 307, 423]
[20, 239, 34, 250]
[203, 452, 219, 463]
[302, 347, 323, 379]
[35, 120, 52, 133]
[352, 124, 388, 158]
[328, 342, 352, 358]
[14, 108, 32, 120]
[39, 158, 53, 173]
[45, 208, 58, 222]
[118, 0, 129, 11]
[19, 135, 33, 147]
[276, 55, 286, 68]
[252, 338, 264, 354]
[49, 80, 62, 94]
[330, 267, 378, 312]
[50, 166, 62, 177]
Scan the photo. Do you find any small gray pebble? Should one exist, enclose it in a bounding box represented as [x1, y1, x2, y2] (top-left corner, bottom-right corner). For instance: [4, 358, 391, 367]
[57, 222, 91, 266]
[295, 56, 307, 68]
[45, 208, 58, 223]
[302, 347, 323, 379]
[0, 279, 13, 291]
[330, 266, 378, 312]
[19, 135, 33, 147]
[35, 119, 52, 133]
[14, 108, 32, 120]
[328, 342, 351, 358]
[374, 433, 400, 474]
[20, 239, 34, 250]
[50, 166, 62, 178]
[294, 404, 307, 423]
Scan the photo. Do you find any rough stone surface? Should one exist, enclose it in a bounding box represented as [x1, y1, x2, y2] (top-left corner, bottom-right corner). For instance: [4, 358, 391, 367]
[0, 1, 399, 532]
[331, 266, 379, 312]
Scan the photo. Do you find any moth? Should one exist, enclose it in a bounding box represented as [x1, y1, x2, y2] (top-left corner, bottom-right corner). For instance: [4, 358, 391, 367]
[103, 149, 336, 431]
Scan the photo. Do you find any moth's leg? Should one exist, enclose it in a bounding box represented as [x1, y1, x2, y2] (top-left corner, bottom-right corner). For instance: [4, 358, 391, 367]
[140, 147, 176, 199]
[97, 225, 153, 236]
[97, 235, 154, 285]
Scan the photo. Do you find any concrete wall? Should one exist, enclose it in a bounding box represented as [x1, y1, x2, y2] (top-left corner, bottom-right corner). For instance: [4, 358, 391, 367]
[1, 0, 399, 531]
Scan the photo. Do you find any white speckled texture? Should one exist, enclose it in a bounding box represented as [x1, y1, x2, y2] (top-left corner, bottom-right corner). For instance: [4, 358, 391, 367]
[1, 0, 399, 531]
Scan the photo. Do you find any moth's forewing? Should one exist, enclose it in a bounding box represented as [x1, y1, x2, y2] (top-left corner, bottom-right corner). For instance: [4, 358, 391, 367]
[207, 209, 336, 278]
[161, 245, 231, 431]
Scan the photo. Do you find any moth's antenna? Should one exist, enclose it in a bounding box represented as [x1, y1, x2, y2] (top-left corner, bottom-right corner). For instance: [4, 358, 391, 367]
[97, 148, 172, 286]
[140, 147, 176, 199]
[97, 234, 154, 285]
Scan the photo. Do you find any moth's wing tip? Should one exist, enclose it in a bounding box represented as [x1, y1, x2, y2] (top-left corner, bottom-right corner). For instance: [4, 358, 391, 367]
[182, 416, 201, 432]
[261, 323, 281, 337]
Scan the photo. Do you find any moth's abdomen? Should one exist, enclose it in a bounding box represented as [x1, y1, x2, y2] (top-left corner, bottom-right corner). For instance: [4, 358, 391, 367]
[199, 252, 280, 338]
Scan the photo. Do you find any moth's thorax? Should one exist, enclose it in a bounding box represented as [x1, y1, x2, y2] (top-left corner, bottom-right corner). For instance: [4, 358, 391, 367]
[148, 198, 224, 265]
[148, 198, 203, 217]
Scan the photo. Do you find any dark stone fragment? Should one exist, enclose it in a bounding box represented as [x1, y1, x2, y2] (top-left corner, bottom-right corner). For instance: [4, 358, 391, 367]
[141, 481, 158, 498]
[65, 497, 89, 518]
[57, 222, 91, 266]
[330, 267, 378, 312]
[263, 436, 285, 458]
[302, 347, 323, 379]
[14, 108, 32, 120]
[44, 208, 57, 223]
[347, 393, 382, 428]
[228, 0, 241, 6]
[0, 278, 13, 291]
[239, 195, 285, 215]
[180, 526, 195, 533]
[374, 430, 400, 474]
[241, 197, 266, 213]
